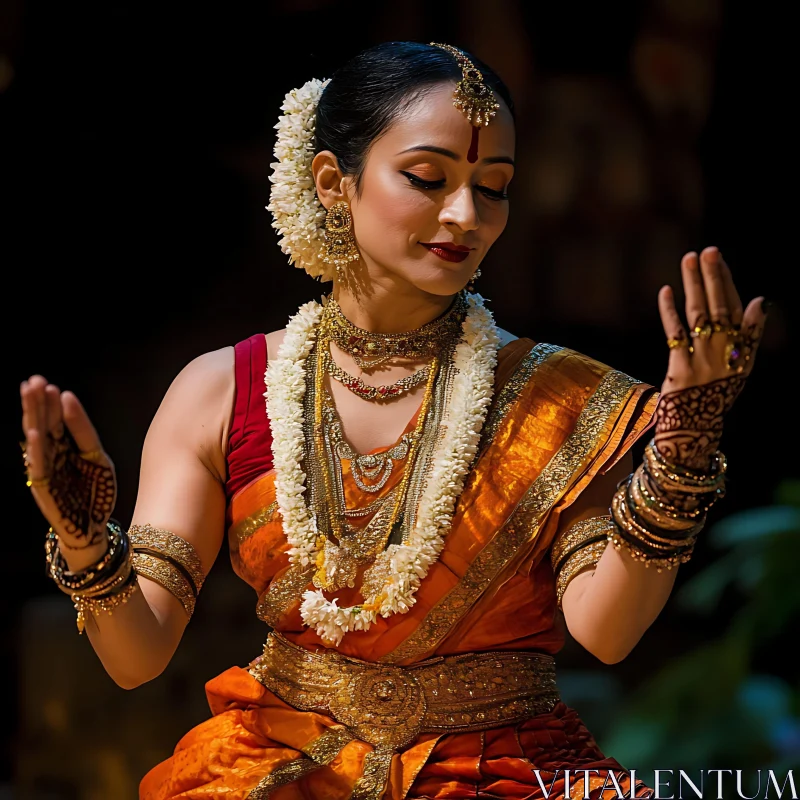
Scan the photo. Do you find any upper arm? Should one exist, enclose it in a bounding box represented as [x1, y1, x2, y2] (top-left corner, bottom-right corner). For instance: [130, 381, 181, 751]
[554, 450, 633, 617]
[557, 451, 632, 534]
[130, 346, 235, 633]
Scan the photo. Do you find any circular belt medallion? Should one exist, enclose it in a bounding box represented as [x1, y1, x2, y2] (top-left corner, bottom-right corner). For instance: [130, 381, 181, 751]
[328, 666, 427, 749]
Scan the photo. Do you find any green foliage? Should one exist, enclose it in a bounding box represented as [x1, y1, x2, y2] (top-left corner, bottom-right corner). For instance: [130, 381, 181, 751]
[600, 479, 800, 779]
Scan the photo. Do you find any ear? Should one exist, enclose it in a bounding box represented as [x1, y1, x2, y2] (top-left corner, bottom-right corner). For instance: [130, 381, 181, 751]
[312, 150, 355, 210]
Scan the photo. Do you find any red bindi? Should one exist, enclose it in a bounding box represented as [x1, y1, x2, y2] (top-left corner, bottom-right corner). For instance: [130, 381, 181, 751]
[467, 126, 480, 163]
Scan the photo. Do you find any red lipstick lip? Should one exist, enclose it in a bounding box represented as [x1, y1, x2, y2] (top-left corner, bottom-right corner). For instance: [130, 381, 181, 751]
[421, 243, 471, 264]
[421, 242, 474, 252]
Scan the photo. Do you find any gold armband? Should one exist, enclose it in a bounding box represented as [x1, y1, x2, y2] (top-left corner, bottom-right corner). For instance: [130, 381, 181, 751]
[129, 524, 205, 618]
[550, 516, 614, 609]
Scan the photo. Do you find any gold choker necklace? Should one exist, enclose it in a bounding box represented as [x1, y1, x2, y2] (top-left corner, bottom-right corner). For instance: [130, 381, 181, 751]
[321, 291, 468, 369]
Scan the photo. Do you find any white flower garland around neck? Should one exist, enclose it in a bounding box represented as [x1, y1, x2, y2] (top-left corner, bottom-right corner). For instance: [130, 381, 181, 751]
[264, 293, 500, 646]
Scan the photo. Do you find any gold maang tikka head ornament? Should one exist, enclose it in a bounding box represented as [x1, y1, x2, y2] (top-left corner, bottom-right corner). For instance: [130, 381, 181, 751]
[429, 43, 501, 127]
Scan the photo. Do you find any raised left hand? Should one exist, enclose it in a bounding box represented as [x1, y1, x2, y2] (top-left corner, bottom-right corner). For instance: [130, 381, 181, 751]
[655, 246, 769, 470]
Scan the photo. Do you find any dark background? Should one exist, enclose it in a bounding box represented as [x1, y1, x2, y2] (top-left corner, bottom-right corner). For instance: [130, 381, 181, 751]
[2, 1, 796, 797]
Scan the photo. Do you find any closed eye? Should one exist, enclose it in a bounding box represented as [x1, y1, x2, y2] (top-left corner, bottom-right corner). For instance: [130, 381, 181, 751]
[401, 171, 445, 191]
[477, 186, 508, 201]
[400, 171, 508, 202]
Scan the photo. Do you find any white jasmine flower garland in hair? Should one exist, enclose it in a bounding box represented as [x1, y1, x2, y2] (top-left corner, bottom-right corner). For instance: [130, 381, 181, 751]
[266, 77, 333, 283]
[266, 292, 499, 646]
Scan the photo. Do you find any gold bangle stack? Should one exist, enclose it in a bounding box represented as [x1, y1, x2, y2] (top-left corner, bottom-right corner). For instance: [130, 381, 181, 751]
[45, 520, 139, 634]
[129, 524, 205, 618]
[608, 440, 727, 572]
[643, 443, 727, 495]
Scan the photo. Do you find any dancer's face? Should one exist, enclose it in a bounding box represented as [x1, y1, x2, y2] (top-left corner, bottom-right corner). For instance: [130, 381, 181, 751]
[324, 82, 515, 297]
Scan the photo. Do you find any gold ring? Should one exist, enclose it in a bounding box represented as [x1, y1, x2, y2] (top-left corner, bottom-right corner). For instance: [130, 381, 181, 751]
[724, 339, 752, 373]
[711, 322, 739, 336]
[667, 338, 693, 352]
[80, 449, 104, 462]
[690, 323, 713, 339]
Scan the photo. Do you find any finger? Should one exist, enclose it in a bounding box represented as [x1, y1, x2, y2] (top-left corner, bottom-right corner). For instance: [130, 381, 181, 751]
[61, 391, 104, 455]
[681, 251, 709, 330]
[20, 380, 33, 438]
[698, 247, 730, 325]
[658, 285, 692, 370]
[720, 295, 767, 376]
[23, 428, 65, 529]
[24, 376, 49, 449]
[21, 377, 41, 434]
[44, 384, 65, 439]
[718, 254, 744, 327]
[742, 295, 768, 344]
[24, 427, 49, 483]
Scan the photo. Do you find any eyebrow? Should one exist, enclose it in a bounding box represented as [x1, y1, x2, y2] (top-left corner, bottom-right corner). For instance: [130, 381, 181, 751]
[397, 145, 515, 167]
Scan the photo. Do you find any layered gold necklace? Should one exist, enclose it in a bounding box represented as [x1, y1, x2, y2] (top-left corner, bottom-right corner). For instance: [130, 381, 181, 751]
[312, 350, 440, 592]
[305, 295, 466, 592]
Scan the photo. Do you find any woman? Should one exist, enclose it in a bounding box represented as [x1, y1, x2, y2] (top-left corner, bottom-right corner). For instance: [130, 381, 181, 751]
[20, 42, 767, 799]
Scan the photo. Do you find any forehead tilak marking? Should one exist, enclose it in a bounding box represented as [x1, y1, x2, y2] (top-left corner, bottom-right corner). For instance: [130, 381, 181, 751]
[467, 127, 480, 164]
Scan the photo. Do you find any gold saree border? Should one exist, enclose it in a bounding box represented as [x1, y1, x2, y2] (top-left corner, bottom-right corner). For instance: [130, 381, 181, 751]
[479, 343, 562, 456]
[256, 564, 314, 627]
[230, 501, 278, 546]
[351, 746, 394, 800]
[246, 725, 355, 799]
[380, 369, 640, 664]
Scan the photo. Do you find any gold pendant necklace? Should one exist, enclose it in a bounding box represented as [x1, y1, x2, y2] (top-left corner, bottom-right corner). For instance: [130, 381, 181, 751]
[316, 484, 403, 592]
[322, 388, 417, 493]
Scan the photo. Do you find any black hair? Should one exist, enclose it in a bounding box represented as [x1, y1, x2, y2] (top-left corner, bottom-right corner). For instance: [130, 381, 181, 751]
[314, 41, 515, 193]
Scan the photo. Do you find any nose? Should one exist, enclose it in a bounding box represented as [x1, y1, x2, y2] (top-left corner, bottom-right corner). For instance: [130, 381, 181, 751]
[439, 184, 480, 233]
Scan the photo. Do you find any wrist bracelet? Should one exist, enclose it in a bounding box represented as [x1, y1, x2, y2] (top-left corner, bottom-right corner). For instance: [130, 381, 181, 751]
[72, 569, 139, 634]
[46, 521, 126, 592]
[644, 441, 727, 494]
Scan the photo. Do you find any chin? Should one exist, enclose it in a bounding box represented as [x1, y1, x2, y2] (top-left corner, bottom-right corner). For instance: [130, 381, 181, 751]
[399, 260, 476, 296]
[407, 273, 471, 297]
[368, 252, 476, 296]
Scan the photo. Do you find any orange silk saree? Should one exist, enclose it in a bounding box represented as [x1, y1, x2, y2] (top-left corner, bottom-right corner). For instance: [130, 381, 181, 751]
[140, 339, 658, 799]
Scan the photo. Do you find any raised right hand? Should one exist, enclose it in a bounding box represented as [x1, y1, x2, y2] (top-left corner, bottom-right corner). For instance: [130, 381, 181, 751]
[21, 375, 117, 551]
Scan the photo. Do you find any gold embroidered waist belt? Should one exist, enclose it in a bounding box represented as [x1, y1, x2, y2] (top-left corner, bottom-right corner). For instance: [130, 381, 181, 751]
[248, 632, 561, 752]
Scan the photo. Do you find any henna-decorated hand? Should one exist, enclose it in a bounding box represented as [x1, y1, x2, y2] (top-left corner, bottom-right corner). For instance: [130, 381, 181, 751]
[20, 375, 117, 549]
[656, 247, 769, 470]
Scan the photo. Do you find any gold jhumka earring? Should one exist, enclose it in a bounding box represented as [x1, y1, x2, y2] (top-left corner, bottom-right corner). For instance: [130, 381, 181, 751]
[321, 200, 359, 281]
[466, 268, 482, 292]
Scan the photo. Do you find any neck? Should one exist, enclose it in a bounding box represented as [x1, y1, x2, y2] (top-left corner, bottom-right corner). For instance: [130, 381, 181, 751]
[331, 278, 457, 334]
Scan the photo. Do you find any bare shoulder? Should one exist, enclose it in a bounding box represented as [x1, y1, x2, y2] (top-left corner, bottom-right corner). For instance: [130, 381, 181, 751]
[496, 327, 519, 348]
[265, 328, 287, 360]
[149, 346, 236, 469]
[170, 345, 235, 398]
